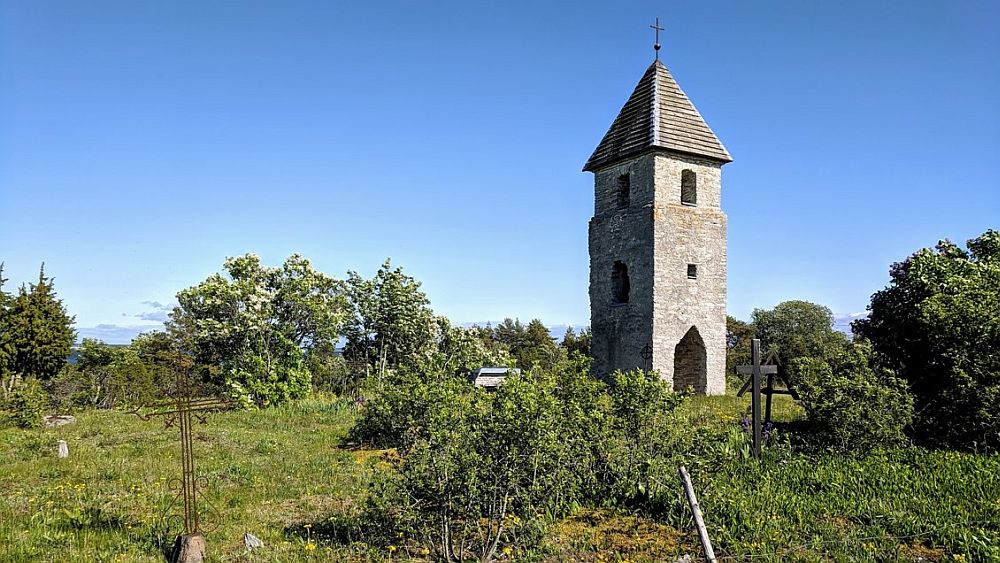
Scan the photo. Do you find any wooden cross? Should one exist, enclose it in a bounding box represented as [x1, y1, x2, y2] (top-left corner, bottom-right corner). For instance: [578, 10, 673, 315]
[736, 345, 799, 425]
[650, 17, 664, 60]
[127, 364, 229, 536]
[735, 339, 775, 460]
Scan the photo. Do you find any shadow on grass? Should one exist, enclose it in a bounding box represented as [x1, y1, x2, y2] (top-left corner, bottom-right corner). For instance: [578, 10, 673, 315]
[285, 512, 367, 546]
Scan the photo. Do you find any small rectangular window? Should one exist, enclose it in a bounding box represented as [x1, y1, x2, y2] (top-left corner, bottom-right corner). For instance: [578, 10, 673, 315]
[687, 264, 698, 279]
[681, 169, 697, 206]
[612, 260, 630, 303]
[616, 174, 630, 210]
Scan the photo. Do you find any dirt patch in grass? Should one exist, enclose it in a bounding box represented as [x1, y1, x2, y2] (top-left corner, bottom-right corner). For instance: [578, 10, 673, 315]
[543, 509, 693, 562]
[899, 543, 947, 562]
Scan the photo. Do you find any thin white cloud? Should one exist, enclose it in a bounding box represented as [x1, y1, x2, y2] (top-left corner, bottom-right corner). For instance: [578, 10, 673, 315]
[77, 324, 163, 345]
[832, 312, 869, 336]
[124, 301, 177, 323]
[137, 311, 170, 322]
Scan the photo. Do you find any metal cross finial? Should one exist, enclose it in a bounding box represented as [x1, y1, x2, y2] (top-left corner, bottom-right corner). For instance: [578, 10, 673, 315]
[650, 17, 664, 61]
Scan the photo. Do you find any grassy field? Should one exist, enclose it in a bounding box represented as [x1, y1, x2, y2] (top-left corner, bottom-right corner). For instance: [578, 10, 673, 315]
[0, 397, 375, 562]
[2, 393, 998, 562]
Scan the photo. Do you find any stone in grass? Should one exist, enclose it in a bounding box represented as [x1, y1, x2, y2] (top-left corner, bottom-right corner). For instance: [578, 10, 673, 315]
[170, 533, 206, 563]
[44, 415, 76, 428]
[244, 532, 264, 550]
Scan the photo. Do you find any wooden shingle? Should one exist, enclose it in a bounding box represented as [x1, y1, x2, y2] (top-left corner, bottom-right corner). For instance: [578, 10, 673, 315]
[583, 60, 731, 172]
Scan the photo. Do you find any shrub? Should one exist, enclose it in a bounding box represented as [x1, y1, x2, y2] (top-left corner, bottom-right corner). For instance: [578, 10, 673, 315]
[227, 355, 312, 409]
[356, 361, 689, 559]
[56, 339, 161, 410]
[3, 377, 50, 428]
[306, 346, 361, 396]
[789, 344, 913, 452]
[604, 369, 686, 503]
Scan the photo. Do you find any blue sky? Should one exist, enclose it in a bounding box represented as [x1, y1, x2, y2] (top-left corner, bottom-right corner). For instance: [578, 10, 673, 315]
[1, 1, 998, 344]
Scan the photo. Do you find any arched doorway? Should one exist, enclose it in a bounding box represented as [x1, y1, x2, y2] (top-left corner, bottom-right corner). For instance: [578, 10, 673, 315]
[673, 326, 707, 393]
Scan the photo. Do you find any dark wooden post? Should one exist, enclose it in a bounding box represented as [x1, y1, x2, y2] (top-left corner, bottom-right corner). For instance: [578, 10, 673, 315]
[751, 338, 762, 460]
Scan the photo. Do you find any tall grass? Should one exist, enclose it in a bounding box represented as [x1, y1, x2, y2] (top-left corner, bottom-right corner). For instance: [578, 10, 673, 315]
[1, 393, 997, 561]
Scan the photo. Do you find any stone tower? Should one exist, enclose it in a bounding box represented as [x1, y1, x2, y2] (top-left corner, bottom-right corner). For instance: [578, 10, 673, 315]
[584, 58, 731, 395]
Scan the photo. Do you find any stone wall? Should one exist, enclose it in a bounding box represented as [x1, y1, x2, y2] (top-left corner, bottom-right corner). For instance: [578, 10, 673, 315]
[589, 153, 655, 377]
[589, 149, 727, 395]
[651, 151, 727, 395]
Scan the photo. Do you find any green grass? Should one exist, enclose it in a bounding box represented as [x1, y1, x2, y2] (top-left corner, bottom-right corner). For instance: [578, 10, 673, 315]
[0, 395, 379, 562]
[670, 395, 1000, 562]
[2, 393, 998, 562]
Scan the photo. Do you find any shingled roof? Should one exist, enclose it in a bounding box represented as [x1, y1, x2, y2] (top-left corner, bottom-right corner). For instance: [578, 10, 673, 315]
[583, 60, 731, 172]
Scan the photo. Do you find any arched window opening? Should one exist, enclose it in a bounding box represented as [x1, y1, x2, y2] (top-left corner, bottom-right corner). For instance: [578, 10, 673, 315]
[611, 261, 630, 304]
[673, 326, 707, 393]
[681, 169, 697, 205]
[616, 174, 631, 210]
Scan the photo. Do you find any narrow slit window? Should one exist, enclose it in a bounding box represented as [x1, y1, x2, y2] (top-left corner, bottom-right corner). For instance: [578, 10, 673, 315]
[616, 174, 630, 210]
[681, 169, 697, 205]
[687, 264, 698, 279]
[612, 261, 630, 304]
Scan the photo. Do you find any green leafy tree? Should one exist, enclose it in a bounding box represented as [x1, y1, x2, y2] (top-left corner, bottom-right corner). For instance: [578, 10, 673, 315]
[129, 331, 181, 390]
[3, 265, 75, 389]
[604, 369, 686, 502]
[725, 315, 755, 389]
[3, 377, 49, 428]
[425, 320, 513, 376]
[493, 318, 561, 371]
[169, 254, 345, 407]
[343, 259, 436, 377]
[357, 361, 689, 559]
[854, 230, 1000, 450]
[305, 342, 355, 395]
[752, 300, 848, 379]
[51, 338, 159, 409]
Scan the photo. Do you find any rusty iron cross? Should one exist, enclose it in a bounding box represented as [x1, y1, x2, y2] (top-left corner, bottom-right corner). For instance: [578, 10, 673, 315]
[127, 366, 229, 535]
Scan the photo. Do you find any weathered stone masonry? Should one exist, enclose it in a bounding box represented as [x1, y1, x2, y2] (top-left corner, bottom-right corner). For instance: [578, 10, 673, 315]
[584, 59, 731, 395]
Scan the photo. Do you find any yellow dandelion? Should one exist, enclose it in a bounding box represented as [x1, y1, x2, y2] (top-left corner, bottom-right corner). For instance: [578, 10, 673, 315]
[420, 547, 430, 556]
[304, 542, 317, 552]
[388, 544, 397, 552]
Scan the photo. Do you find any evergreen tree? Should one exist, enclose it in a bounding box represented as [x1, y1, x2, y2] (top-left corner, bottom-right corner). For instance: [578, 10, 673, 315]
[5, 265, 76, 383]
[493, 318, 526, 350]
[515, 319, 562, 371]
[560, 326, 592, 359]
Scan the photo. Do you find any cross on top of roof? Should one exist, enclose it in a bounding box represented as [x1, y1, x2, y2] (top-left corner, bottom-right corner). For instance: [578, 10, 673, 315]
[650, 17, 664, 61]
